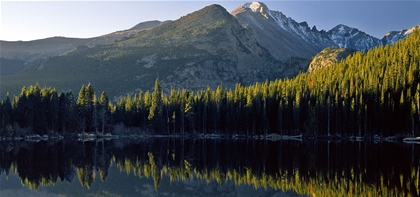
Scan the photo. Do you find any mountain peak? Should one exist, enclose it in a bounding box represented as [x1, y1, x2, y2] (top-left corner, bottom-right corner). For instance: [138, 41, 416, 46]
[330, 24, 354, 32]
[202, 4, 228, 13]
[327, 24, 381, 50]
[242, 2, 269, 13]
[188, 4, 231, 21]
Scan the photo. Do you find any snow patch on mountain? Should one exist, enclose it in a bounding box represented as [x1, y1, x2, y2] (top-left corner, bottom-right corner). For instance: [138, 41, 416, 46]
[325, 24, 383, 51]
[382, 25, 419, 45]
[241, 2, 380, 51]
[243, 2, 264, 12]
[237, 2, 417, 52]
[242, 1, 270, 19]
[267, 10, 313, 44]
[264, 8, 336, 49]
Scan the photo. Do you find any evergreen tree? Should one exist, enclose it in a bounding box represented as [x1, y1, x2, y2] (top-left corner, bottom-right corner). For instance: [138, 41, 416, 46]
[148, 79, 163, 132]
[99, 91, 110, 133]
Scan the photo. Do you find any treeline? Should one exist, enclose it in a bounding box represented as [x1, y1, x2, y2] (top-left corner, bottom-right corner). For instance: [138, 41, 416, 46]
[1, 29, 419, 137]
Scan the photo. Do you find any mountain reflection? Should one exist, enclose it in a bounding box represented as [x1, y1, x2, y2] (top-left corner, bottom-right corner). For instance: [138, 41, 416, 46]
[0, 139, 419, 196]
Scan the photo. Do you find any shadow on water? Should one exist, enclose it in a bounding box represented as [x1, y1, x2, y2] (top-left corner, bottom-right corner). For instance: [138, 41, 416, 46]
[0, 138, 419, 197]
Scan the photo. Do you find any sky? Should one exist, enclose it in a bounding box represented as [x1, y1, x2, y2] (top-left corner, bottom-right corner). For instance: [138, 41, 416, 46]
[1, 1, 419, 41]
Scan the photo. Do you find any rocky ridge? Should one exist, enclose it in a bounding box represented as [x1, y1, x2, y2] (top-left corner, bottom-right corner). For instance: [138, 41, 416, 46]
[308, 47, 356, 73]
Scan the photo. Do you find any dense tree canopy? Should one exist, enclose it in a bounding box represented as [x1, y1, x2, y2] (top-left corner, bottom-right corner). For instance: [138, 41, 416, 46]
[1, 29, 419, 138]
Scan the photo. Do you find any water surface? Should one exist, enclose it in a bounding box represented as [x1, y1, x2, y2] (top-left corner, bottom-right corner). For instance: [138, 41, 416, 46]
[0, 138, 419, 196]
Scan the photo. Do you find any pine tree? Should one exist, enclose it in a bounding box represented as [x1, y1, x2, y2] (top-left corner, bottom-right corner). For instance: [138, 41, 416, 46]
[149, 79, 163, 132]
[77, 84, 95, 132]
[1, 94, 12, 134]
[93, 92, 98, 132]
[99, 91, 110, 133]
[78, 85, 87, 132]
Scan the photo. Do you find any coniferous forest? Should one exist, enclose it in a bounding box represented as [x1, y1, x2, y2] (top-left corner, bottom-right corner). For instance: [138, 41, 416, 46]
[1, 29, 419, 139]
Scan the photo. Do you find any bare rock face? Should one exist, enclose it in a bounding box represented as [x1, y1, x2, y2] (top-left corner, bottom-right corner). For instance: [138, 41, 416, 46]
[308, 47, 355, 73]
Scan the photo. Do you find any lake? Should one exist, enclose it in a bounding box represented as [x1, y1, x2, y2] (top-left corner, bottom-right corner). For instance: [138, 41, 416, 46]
[0, 138, 419, 197]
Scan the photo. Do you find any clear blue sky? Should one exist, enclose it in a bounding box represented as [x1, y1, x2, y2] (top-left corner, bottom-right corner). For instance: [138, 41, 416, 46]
[1, 1, 419, 41]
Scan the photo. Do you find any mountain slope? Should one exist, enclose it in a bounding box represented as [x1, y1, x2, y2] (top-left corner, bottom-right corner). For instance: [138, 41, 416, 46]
[0, 20, 166, 76]
[231, 2, 331, 60]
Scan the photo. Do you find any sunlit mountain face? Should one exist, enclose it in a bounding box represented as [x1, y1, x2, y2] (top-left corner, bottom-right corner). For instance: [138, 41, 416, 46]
[0, 139, 419, 197]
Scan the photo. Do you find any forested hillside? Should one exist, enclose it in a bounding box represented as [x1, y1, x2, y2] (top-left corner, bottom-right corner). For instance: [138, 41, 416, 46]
[1, 28, 419, 138]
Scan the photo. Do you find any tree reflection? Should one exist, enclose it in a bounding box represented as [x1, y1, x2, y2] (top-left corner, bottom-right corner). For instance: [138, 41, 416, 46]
[77, 165, 95, 188]
[0, 139, 419, 196]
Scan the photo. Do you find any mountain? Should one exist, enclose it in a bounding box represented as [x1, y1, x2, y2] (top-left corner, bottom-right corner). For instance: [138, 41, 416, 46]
[326, 24, 382, 50]
[1, 2, 417, 99]
[232, 2, 409, 53]
[0, 20, 166, 76]
[382, 25, 419, 45]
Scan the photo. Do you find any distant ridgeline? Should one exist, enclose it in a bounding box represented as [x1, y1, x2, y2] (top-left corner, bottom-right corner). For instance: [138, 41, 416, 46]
[1, 29, 419, 138]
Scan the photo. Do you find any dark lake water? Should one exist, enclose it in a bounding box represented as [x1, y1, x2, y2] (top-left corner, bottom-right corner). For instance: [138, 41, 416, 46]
[0, 138, 419, 197]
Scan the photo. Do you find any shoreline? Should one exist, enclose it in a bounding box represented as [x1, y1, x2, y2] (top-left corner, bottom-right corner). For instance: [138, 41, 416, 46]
[0, 132, 417, 144]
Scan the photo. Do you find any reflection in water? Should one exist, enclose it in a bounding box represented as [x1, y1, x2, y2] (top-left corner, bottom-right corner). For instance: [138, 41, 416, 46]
[0, 139, 419, 196]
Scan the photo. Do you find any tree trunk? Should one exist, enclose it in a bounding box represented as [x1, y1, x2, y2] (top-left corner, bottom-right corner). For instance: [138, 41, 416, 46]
[417, 92, 420, 136]
[328, 102, 330, 137]
[101, 111, 105, 134]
